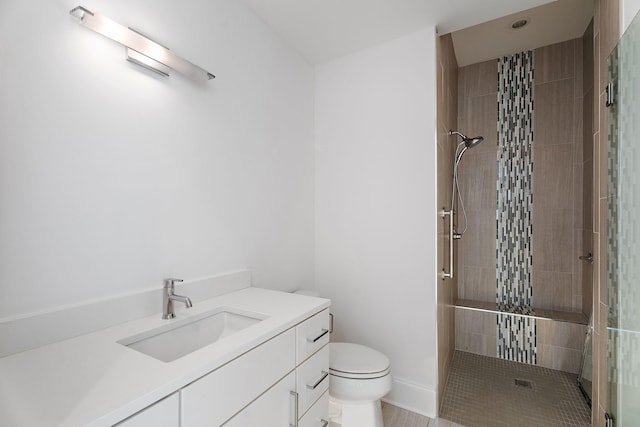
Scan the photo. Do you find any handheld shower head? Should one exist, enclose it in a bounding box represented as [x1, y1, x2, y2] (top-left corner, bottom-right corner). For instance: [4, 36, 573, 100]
[464, 136, 484, 148]
[448, 130, 484, 149]
[447, 130, 486, 239]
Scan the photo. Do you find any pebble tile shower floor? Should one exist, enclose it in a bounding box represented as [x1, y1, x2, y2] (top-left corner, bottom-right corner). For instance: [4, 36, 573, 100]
[440, 351, 591, 427]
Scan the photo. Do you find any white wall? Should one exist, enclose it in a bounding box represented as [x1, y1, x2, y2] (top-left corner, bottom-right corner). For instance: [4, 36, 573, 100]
[0, 0, 315, 319]
[315, 28, 439, 416]
[621, 0, 640, 34]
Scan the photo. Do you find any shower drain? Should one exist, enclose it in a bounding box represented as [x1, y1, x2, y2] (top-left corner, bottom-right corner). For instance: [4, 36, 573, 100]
[514, 379, 533, 388]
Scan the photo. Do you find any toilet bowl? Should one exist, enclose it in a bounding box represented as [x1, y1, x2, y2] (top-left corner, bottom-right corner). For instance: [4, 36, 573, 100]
[328, 342, 392, 427]
[292, 290, 392, 426]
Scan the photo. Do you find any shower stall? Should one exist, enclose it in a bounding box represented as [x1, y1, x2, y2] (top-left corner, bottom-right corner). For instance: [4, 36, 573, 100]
[435, 17, 595, 427]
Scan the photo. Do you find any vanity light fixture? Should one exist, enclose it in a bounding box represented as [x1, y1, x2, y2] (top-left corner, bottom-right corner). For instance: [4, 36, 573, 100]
[69, 6, 215, 81]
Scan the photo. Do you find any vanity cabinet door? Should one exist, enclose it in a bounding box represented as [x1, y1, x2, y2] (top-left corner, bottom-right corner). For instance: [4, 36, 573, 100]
[296, 309, 330, 364]
[299, 391, 330, 427]
[296, 344, 330, 417]
[181, 329, 295, 426]
[223, 371, 296, 427]
[115, 393, 179, 427]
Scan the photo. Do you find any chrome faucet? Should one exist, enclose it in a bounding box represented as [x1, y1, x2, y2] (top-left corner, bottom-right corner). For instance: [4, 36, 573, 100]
[162, 278, 193, 319]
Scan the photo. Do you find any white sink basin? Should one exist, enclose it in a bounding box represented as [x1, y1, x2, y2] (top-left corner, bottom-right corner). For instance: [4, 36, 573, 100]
[118, 307, 267, 362]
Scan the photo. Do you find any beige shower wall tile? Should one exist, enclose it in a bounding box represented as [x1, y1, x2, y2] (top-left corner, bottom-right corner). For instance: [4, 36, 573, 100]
[457, 67, 467, 119]
[584, 159, 594, 228]
[534, 270, 573, 312]
[458, 94, 497, 156]
[437, 132, 454, 210]
[573, 295, 584, 312]
[572, 229, 584, 313]
[460, 207, 496, 269]
[583, 19, 594, 84]
[583, 87, 594, 162]
[535, 78, 575, 146]
[455, 331, 497, 357]
[538, 318, 587, 349]
[438, 60, 444, 112]
[575, 38, 584, 95]
[458, 265, 496, 302]
[534, 144, 574, 209]
[574, 97, 584, 164]
[533, 207, 573, 273]
[582, 229, 594, 317]
[463, 60, 498, 98]
[594, 0, 601, 35]
[594, 30, 601, 95]
[574, 165, 584, 229]
[458, 151, 497, 211]
[459, 308, 496, 335]
[593, 231, 601, 307]
[448, 88, 458, 137]
[456, 244, 465, 290]
[455, 308, 497, 358]
[537, 344, 583, 374]
[599, 32, 609, 97]
[535, 39, 576, 84]
[593, 133, 600, 232]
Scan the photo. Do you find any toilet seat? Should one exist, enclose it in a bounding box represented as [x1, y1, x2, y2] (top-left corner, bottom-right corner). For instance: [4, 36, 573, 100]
[329, 343, 391, 379]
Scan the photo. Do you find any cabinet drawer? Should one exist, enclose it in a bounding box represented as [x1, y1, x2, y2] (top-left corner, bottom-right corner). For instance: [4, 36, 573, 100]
[296, 309, 330, 363]
[115, 393, 179, 427]
[296, 344, 329, 418]
[223, 371, 296, 427]
[181, 329, 295, 426]
[299, 391, 329, 427]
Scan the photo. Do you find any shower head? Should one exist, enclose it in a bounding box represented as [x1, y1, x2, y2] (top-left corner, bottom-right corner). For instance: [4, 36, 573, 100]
[449, 130, 484, 149]
[464, 136, 484, 148]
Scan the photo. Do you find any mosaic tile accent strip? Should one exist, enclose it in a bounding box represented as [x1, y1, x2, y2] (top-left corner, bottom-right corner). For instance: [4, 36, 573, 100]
[496, 51, 536, 364]
[496, 303, 536, 316]
[440, 351, 591, 427]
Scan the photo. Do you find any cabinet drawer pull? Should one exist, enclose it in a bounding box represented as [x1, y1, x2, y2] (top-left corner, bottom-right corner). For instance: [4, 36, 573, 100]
[306, 371, 329, 390]
[290, 391, 299, 427]
[320, 420, 329, 427]
[307, 329, 329, 343]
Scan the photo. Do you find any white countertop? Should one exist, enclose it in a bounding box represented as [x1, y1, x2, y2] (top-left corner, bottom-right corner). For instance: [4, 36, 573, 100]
[0, 287, 330, 427]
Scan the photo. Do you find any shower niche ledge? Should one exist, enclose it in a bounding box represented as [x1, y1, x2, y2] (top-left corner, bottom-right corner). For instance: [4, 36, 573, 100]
[454, 299, 588, 325]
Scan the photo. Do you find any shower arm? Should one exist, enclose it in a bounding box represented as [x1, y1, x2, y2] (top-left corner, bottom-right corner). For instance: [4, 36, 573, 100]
[449, 130, 467, 140]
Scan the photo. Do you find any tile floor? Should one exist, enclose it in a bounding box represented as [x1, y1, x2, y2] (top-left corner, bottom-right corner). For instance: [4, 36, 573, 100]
[439, 351, 591, 427]
[382, 403, 464, 427]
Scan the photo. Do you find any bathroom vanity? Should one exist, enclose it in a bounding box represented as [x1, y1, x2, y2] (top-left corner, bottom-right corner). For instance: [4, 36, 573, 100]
[0, 287, 330, 426]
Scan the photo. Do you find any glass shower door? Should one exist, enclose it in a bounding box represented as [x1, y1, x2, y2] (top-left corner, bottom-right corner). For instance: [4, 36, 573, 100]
[607, 10, 640, 426]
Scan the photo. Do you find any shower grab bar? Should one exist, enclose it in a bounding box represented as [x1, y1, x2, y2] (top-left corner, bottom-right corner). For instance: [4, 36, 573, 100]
[440, 209, 454, 280]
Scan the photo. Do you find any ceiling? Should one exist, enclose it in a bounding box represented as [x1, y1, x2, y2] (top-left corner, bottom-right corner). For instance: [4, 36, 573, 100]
[242, 0, 558, 64]
[452, 0, 594, 66]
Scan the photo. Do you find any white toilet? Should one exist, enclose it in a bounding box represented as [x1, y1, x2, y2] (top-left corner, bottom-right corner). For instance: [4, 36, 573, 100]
[328, 342, 392, 427]
[293, 290, 392, 426]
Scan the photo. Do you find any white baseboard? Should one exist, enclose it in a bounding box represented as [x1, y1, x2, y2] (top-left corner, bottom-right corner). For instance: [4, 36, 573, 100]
[0, 270, 251, 358]
[382, 376, 437, 418]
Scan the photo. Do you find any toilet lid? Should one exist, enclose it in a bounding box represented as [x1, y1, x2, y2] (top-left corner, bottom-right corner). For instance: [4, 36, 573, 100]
[329, 343, 390, 378]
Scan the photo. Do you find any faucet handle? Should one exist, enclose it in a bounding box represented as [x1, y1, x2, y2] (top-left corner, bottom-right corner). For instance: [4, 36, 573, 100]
[164, 278, 184, 288]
